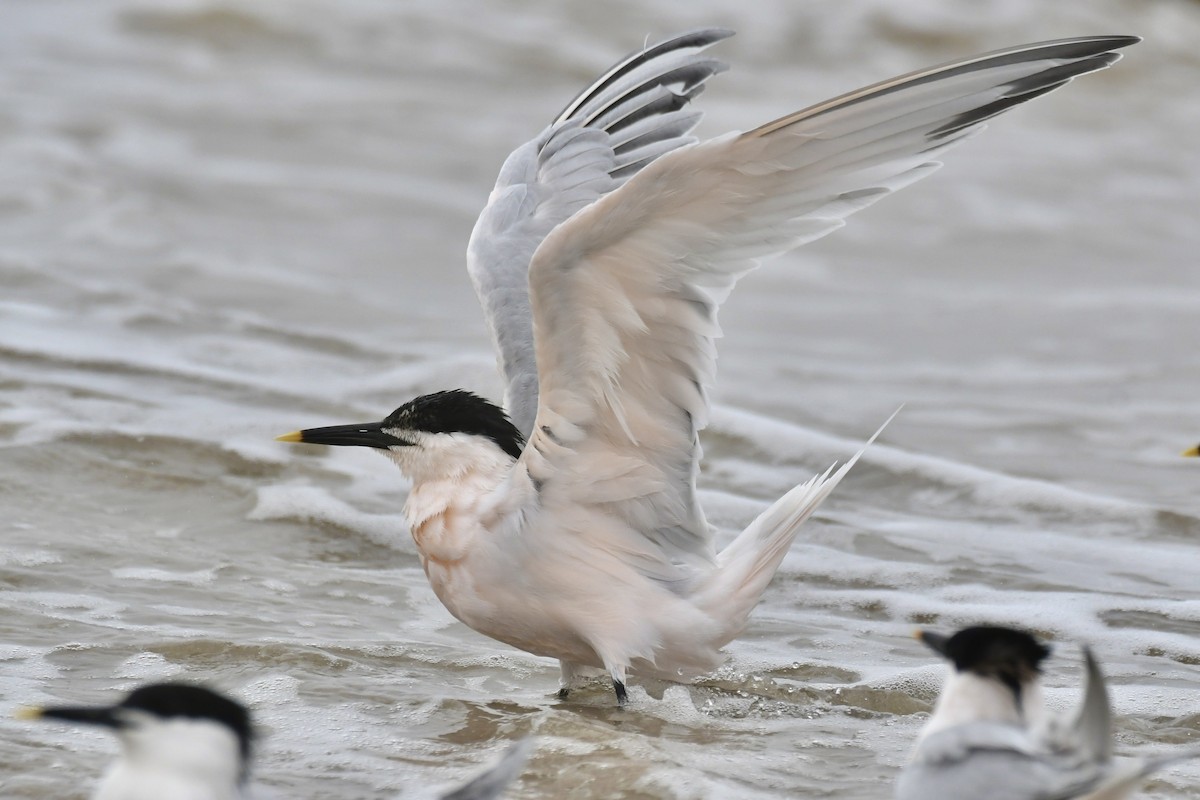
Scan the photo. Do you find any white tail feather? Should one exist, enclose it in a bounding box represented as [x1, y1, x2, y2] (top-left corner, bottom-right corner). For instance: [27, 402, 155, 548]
[701, 408, 899, 644]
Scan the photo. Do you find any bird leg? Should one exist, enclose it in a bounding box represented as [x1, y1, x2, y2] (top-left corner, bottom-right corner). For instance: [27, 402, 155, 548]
[557, 660, 580, 700]
[609, 665, 628, 706]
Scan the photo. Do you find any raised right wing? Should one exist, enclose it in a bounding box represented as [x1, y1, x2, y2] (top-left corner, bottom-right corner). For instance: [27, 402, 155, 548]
[518, 36, 1137, 575]
[466, 29, 732, 437]
[1070, 648, 1113, 764]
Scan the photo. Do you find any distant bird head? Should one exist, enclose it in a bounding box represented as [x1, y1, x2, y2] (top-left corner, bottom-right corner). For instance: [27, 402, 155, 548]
[278, 390, 525, 480]
[918, 625, 1051, 708]
[19, 682, 253, 788]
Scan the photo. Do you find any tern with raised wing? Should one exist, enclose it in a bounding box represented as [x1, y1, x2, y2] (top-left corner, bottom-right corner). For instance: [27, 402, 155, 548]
[279, 31, 1138, 704]
[898, 626, 1200, 800]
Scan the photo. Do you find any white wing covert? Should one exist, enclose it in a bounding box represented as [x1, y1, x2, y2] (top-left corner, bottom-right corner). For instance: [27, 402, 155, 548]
[467, 29, 732, 438]
[518, 36, 1137, 577]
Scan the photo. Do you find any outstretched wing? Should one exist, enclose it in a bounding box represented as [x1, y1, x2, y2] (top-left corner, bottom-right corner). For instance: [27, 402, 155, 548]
[467, 29, 732, 438]
[519, 36, 1138, 569]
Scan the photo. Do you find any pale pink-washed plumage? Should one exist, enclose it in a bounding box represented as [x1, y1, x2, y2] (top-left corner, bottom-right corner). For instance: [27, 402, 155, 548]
[282, 32, 1137, 703]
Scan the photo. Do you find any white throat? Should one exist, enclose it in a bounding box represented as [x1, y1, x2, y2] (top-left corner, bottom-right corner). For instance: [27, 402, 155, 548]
[98, 718, 244, 800]
[384, 431, 520, 565]
[920, 668, 1043, 742]
[381, 430, 516, 488]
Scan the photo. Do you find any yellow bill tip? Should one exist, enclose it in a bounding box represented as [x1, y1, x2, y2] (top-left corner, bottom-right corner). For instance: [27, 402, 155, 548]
[1183, 445, 1200, 458]
[14, 706, 43, 721]
[275, 430, 305, 444]
[911, 629, 926, 641]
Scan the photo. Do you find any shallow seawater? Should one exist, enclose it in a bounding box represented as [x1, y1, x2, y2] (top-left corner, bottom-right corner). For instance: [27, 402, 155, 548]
[1, 0, 1199, 797]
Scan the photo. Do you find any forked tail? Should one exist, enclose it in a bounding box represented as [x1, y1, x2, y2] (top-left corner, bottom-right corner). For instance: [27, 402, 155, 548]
[698, 410, 898, 645]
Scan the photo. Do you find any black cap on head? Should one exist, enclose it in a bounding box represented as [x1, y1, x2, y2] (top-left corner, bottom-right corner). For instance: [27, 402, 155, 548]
[382, 390, 525, 460]
[919, 626, 1051, 700]
[121, 683, 252, 759]
[281, 390, 524, 459]
[39, 683, 253, 766]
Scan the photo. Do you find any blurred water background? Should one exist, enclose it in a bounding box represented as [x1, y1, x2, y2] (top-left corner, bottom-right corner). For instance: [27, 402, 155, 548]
[2, 0, 1198, 797]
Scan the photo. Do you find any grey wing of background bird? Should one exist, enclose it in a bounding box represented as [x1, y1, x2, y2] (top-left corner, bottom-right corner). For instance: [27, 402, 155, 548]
[466, 28, 732, 438]
[1067, 650, 1200, 800]
[1069, 647, 1113, 762]
[896, 723, 1109, 800]
[439, 738, 533, 800]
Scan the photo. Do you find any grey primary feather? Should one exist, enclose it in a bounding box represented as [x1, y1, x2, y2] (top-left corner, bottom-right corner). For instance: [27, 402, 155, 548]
[753, 36, 1136, 139]
[1071, 647, 1113, 764]
[466, 28, 732, 438]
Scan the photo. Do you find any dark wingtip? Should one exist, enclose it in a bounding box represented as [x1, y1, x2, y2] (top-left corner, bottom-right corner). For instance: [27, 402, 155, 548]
[924, 36, 1139, 140]
[555, 27, 733, 125]
[657, 27, 736, 47]
[1092, 34, 1141, 48]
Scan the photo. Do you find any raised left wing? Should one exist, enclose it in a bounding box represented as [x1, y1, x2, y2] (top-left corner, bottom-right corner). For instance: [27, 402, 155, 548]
[467, 29, 732, 438]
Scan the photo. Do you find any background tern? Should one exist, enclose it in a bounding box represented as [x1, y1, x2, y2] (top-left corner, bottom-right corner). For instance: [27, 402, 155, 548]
[19, 683, 253, 800]
[18, 682, 531, 800]
[898, 626, 1200, 799]
[279, 31, 1137, 704]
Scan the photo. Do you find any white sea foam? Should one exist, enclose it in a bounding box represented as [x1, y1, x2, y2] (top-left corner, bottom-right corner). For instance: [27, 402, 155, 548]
[111, 567, 218, 585]
[114, 652, 185, 681]
[711, 405, 1153, 522]
[249, 484, 410, 548]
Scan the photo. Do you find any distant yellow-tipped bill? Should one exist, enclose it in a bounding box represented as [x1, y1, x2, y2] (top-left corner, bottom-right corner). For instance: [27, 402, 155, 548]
[14, 706, 43, 721]
[275, 431, 305, 443]
[1183, 444, 1200, 457]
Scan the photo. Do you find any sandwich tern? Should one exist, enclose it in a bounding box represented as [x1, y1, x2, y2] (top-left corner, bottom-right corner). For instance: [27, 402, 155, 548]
[18, 682, 531, 800]
[897, 626, 1200, 799]
[278, 32, 1138, 703]
[18, 683, 252, 800]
